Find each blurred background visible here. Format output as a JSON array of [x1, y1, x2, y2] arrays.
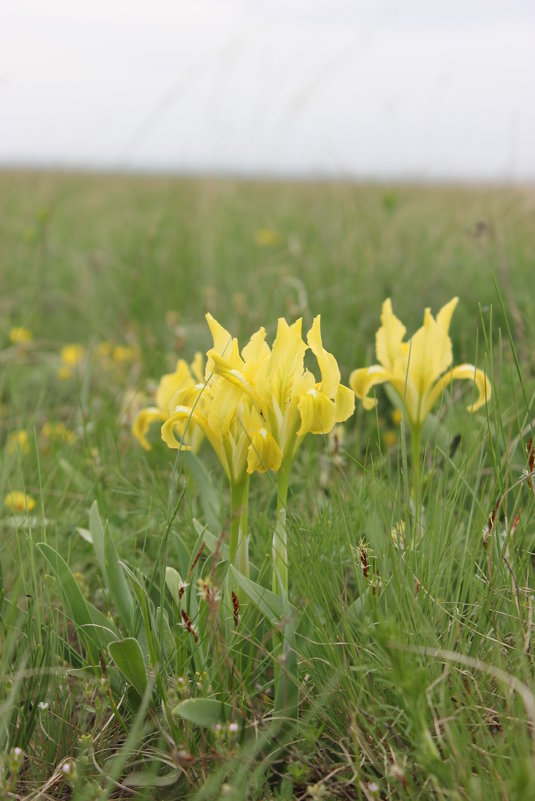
[[2, 0, 534, 182]]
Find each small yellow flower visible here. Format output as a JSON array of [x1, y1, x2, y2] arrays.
[[9, 327, 32, 345], [7, 430, 30, 455], [254, 228, 281, 247], [61, 344, 86, 366], [382, 430, 398, 448], [350, 298, 491, 429], [112, 345, 136, 364], [391, 409, 403, 425], [58, 344, 86, 379], [4, 491, 36, 513], [41, 422, 75, 445]]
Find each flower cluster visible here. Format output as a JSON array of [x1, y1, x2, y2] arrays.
[[135, 313, 355, 586], [133, 299, 490, 578], [160, 314, 355, 481]]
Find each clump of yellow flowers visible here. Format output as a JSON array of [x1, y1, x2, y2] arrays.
[[9, 327, 32, 345], [133, 298, 490, 578], [134, 313, 354, 592]]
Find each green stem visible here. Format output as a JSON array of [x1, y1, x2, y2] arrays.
[[273, 457, 291, 598], [272, 457, 299, 733], [410, 423, 423, 543], [229, 476, 250, 577]]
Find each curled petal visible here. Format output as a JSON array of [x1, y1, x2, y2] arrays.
[[350, 365, 392, 410], [161, 409, 195, 451], [334, 384, 355, 423], [206, 349, 263, 415], [423, 363, 491, 419], [205, 313, 241, 374], [297, 388, 337, 436], [132, 407, 165, 451], [162, 406, 229, 477], [306, 315, 340, 397], [247, 428, 283, 474]]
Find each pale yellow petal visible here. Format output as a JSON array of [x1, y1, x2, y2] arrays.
[[205, 313, 240, 365], [156, 360, 193, 413], [350, 365, 391, 410], [191, 352, 205, 383], [206, 348, 259, 409], [376, 299, 407, 370], [334, 384, 355, 423], [423, 364, 491, 418], [206, 377, 244, 432], [205, 313, 232, 353], [160, 408, 195, 451], [132, 407, 165, 451], [246, 427, 283, 474], [306, 315, 341, 398], [241, 327, 270, 366], [408, 308, 452, 398], [269, 318, 307, 409], [436, 297, 459, 333], [297, 388, 337, 436]]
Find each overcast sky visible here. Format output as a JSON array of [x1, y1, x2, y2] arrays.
[[1, 0, 534, 180]]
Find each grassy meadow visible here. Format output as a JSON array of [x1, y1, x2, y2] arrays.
[[1, 170, 535, 800]]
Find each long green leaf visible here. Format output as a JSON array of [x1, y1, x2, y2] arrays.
[[108, 637, 147, 698], [193, 519, 229, 560], [89, 501, 135, 632], [38, 543, 99, 663], [230, 566, 296, 626], [174, 698, 236, 728]]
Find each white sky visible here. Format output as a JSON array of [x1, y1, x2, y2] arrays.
[[1, 0, 534, 180]]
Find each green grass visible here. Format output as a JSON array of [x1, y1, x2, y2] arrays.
[[1, 169, 535, 800]]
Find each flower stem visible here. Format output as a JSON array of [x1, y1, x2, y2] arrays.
[[410, 423, 423, 543], [273, 457, 291, 597], [229, 476, 250, 577]]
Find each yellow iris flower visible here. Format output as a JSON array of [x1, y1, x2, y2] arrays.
[[132, 354, 205, 452], [205, 314, 355, 473], [350, 298, 490, 428], [161, 317, 280, 483]]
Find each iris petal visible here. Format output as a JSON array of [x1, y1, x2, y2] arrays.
[[247, 428, 283, 474], [297, 388, 336, 436], [376, 299, 407, 371], [350, 365, 392, 410], [334, 384, 355, 423], [423, 363, 491, 419], [132, 407, 165, 451], [306, 315, 340, 397]]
